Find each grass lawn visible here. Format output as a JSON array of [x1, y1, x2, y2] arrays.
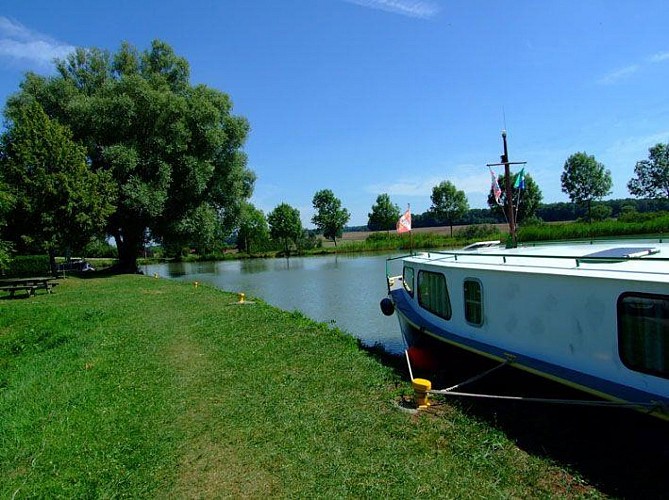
[[0, 275, 662, 497]]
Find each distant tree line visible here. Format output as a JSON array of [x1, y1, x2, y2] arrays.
[[359, 145, 669, 233], [431, 197, 669, 227], [345, 197, 669, 233]]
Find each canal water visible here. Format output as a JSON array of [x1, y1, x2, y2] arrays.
[[143, 253, 407, 353]]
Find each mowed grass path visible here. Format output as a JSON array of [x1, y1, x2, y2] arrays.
[[1, 275, 595, 498]]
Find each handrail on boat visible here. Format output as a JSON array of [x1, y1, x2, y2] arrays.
[[415, 249, 669, 265], [385, 253, 413, 281], [386, 245, 669, 273]]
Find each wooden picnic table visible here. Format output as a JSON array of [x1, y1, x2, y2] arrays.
[[0, 277, 60, 297]]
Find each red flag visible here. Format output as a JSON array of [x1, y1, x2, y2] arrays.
[[397, 208, 411, 234]]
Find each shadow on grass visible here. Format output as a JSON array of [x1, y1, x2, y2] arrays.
[[359, 339, 669, 498], [0, 293, 35, 300], [64, 265, 146, 279]]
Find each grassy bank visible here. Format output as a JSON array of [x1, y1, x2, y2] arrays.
[[0, 277, 663, 497]]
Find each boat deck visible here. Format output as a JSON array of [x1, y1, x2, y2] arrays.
[[398, 239, 669, 282]]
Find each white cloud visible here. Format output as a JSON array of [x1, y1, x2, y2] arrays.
[[649, 51, 669, 63], [0, 16, 74, 68], [604, 131, 669, 160], [342, 0, 440, 19], [597, 64, 640, 85], [598, 49, 669, 85], [367, 168, 489, 198], [0, 17, 32, 41]]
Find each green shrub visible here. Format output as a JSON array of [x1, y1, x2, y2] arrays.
[[456, 224, 501, 240], [591, 204, 613, 221], [298, 233, 321, 251], [84, 239, 118, 258], [520, 216, 545, 227], [1, 255, 50, 277], [517, 216, 669, 243], [618, 210, 668, 224]]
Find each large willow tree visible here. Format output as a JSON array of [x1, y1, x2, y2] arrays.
[[4, 40, 254, 272]]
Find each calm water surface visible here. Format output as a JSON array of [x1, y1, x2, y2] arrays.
[[143, 253, 407, 353]]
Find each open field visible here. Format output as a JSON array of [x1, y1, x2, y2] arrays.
[[316, 224, 511, 249], [337, 224, 510, 242]]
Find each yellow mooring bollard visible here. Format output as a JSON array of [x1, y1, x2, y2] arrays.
[[412, 378, 432, 409], [238, 292, 245, 304], [194, 281, 199, 288]]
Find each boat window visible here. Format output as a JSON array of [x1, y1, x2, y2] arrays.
[[618, 293, 669, 379], [403, 266, 414, 297], [464, 279, 483, 326], [418, 271, 451, 320]]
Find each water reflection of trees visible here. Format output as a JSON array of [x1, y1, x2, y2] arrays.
[[166, 261, 187, 277], [240, 259, 269, 274], [195, 261, 216, 274]]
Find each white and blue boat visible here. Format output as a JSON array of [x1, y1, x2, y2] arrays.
[[382, 239, 669, 418]]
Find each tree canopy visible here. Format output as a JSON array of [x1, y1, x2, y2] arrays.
[[0, 178, 14, 269], [627, 143, 669, 200], [3, 40, 254, 271], [267, 203, 303, 256], [561, 152, 612, 221], [311, 189, 350, 247], [0, 99, 116, 269], [487, 171, 543, 224], [236, 202, 270, 255], [367, 193, 400, 232], [430, 181, 469, 236]]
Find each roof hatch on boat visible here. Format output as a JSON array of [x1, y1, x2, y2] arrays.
[[582, 247, 660, 260], [462, 240, 501, 251]]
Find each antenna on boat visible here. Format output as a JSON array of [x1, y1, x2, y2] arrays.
[[487, 130, 526, 247]]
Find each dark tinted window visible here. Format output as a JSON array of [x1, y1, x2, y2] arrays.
[[418, 271, 451, 320], [464, 279, 483, 326], [618, 293, 669, 379]]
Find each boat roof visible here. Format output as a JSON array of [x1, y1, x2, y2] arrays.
[[400, 239, 669, 283]]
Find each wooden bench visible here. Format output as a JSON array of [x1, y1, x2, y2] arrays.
[[0, 285, 38, 297], [0, 277, 60, 297]]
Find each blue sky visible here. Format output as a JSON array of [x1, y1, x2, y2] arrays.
[[1, 1, 669, 227]]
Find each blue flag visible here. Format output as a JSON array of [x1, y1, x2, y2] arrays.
[[513, 168, 525, 190]]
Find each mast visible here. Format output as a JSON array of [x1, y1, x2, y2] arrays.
[[487, 130, 526, 247]]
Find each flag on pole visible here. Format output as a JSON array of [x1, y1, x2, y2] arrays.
[[513, 168, 525, 190], [489, 167, 502, 205], [397, 207, 411, 234]]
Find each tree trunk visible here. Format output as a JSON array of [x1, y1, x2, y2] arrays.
[[112, 227, 143, 274], [48, 248, 58, 276]]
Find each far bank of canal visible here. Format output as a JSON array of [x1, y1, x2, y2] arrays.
[[143, 253, 406, 353]]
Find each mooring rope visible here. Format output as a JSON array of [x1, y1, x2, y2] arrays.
[[432, 360, 511, 393], [410, 355, 663, 414], [404, 349, 415, 382], [426, 389, 661, 412]]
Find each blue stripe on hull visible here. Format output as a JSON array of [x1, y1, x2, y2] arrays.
[[390, 289, 669, 416]]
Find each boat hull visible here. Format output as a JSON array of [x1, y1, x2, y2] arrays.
[[389, 282, 669, 420]]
